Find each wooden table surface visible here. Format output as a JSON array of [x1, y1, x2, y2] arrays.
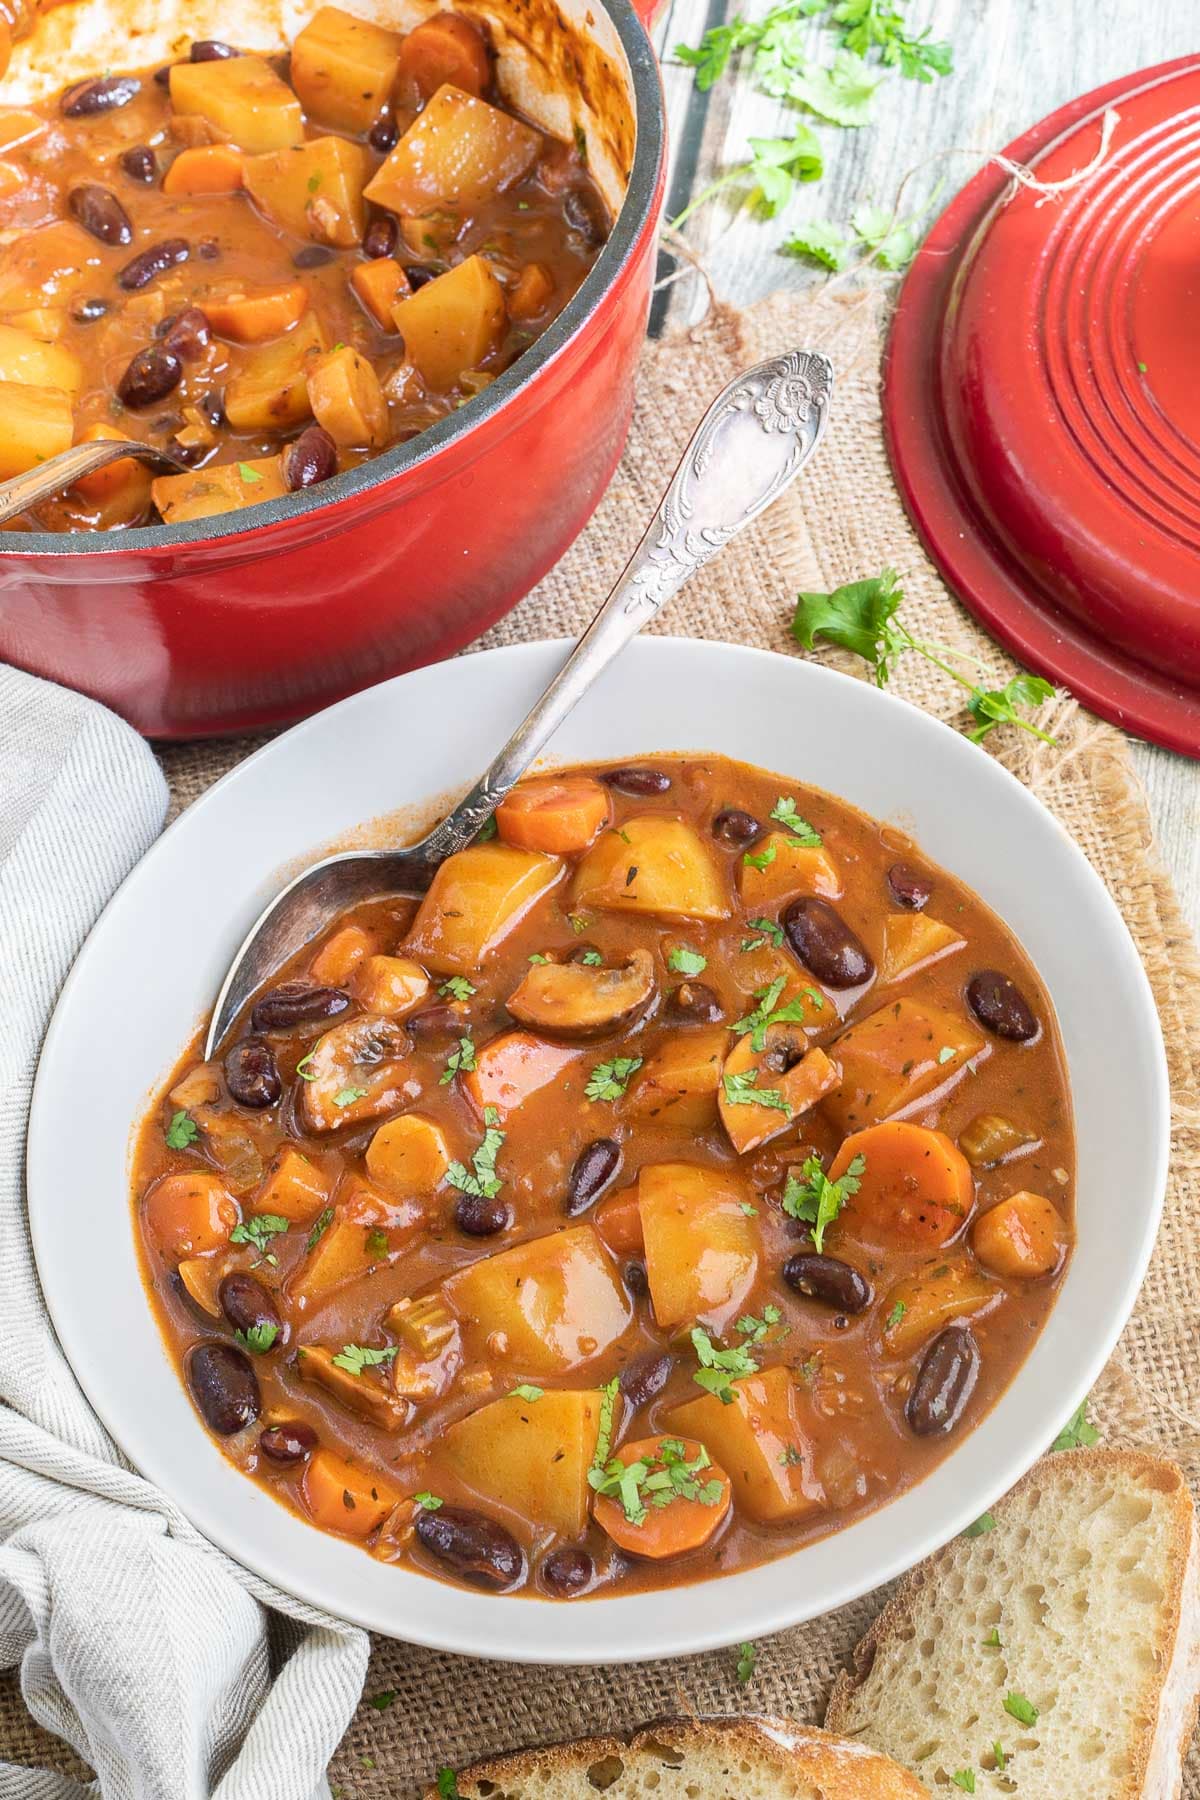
[[649, 0, 1200, 936]]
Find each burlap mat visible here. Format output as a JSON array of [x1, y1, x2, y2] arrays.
[[5, 291, 1198, 1794]]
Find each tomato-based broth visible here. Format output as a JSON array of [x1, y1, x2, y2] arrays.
[[0, 6, 609, 530], [132, 756, 1074, 1600]]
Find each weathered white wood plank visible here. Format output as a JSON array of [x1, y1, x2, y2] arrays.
[[652, 0, 1200, 934]]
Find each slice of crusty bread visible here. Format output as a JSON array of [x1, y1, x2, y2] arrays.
[[426, 1716, 930, 1799], [826, 1448, 1200, 1798]]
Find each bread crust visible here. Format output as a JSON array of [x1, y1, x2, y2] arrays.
[[426, 1713, 929, 1799], [826, 1448, 1199, 1800]]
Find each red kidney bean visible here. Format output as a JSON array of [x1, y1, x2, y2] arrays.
[[540, 1545, 593, 1596], [906, 1325, 980, 1437], [293, 244, 336, 268], [564, 1137, 620, 1216], [619, 1351, 673, 1411], [250, 982, 350, 1033], [363, 216, 399, 259], [415, 1505, 525, 1589], [68, 184, 133, 246], [600, 765, 671, 796], [121, 144, 158, 183], [966, 970, 1038, 1042], [61, 75, 140, 115], [117, 237, 190, 291], [224, 1037, 282, 1109], [783, 897, 874, 989], [368, 112, 399, 152], [199, 389, 225, 427], [283, 425, 338, 492], [259, 1420, 316, 1465], [190, 38, 238, 59], [455, 1191, 510, 1237], [887, 862, 932, 910], [187, 1343, 260, 1435], [405, 264, 440, 289], [782, 1253, 871, 1313], [405, 1003, 466, 1039], [161, 307, 211, 361], [117, 345, 183, 410], [218, 1272, 282, 1343], [711, 807, 761, 846], [666, 979, 723, 1025], [69, 295, 108, 323]]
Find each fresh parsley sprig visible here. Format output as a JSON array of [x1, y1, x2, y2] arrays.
[[445, 1107, 505, 1199], [691, 1325, 759, 1404], [781, 1152, 865, 1252], [722, 1068, 792, 1112], [731, 975, 823, 1052], [585, 1056, 642, 1102], [230, 1213, 290, 1265], [792, 569, 1057, 746], [672, 124, 823, 231], [331, 1343, 399, 1376]]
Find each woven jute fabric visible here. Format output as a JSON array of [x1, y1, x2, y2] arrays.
[[5, 290, 1198, 1795]]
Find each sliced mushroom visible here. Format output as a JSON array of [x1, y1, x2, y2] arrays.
[[297, 1014, 414, 1132], [295, 1343, 411, 1428], [505, 947, 656, 1039], [719, 1023, 841, 1156]]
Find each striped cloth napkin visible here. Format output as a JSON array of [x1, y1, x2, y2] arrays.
[[0, 668, 367, 1800]]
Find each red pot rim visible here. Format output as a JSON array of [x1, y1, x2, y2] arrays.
[[3, 0, 665, 562]]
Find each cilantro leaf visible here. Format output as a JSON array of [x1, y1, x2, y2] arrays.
[[736, 1641, 757, 1683], [237, 461, 263, 484], [787, 48, 884, 125], [305, 1206, 333, 1252], [831, 0, 953, 81], [722, 1068, 792, 1112], [963, 1511, 996, 1539], [992, 1741, 1007, 1770], [230, 1214, 291, 1258], [585, 1056, 642, 1102], [591, 1376, 620, 1478], [672, 122, 823, 229], [966, 673, 1057, 744], [440, 1034, 476, 1085], [165, 1109, 200, 1150], [366, 1691, 397, 1712], [235, 1321, 279, 1353], [438, 976, 475, 1001], [731, 975, 821, 1051], [691, 1325, 759, 1403], [445, 1107, 505, 1200], [331, 1343, 399, 1375], [1050, 1398, 1100, 1452], [769, 795, 821, 845], [333, 1085, 368, 1108], [851, 199, 920, 269], [1003, 1692, 1038, 1728], [781, 219, 853, 270], [742, 916, 785, 950], [885, 1299, 907, 1329], [781, 1152, 864, 1252], [579, 949, 604, 965], [511, 1384, 544, 1402], [735, 1304, 783, 1345], [668, 946, 708, 976], [743, 841, 777, 872], [589, 1435, 724, 1525], [436, 1769, 461, 1800], [413, 1491, 442, 1510]]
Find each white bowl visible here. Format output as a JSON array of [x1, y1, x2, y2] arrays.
[[27, 638, 1169, 1663]]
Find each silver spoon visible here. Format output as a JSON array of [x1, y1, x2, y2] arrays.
[[0, 438, 190, 525], [204, 347, 833, 1058]]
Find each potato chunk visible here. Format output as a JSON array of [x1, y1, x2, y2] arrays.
[[878, 912, 965, 985], [364, 1113, 450, 1195], [737, 833, 841, 908], [289, 1176, 422, 1307], [0, 322, 81, 394], [404, 841, 562, 974], [0, 380, 72, 477], [390, 255, 507, 391], [151, 456, 288, 525], [290, 5, 405, 134], [243, 137, 368, 246], [254, 1146, 330, 1224], [444, 1225, 631, 1375], [442, 1389, 605, 1537], [638, 1162, 758, 1332], [364, 84, 540, 214], [972, 1191, 1069, 1279], [719, 1028, 840, 1155], [169, 56, 305, 153], [880, 1258, 1000, 1357], [572, 816, 730, 922], [667, 1365, 824, 1524], [351, 954, 429, 1017], [70, 425, 153, 526], [626, 1027, 727, 1131], [224, 311, 327, 433], [301, 1448, 399, 1537], [823, 997, 987, 1136], [307, 345, 389, 449]]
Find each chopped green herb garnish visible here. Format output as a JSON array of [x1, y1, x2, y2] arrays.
[[305, 1206, 333, 1252], [1050, 1398, 1100, 1452], [589, 1435, 723, 1525], [885, 1299, 907, 1329], [937, 1045, 956, 1064], [735, 1304, 783, 1345], [413, 1491, 442, 1510], [668, 946, 708, 976], [781, 1153, 864, 1253], [438, 976, 476, 1001], [527, 952, 550, 965], [731, 974, 820, 1052], [591, 1375, 620, 1478], [237, 461, 263, 484], [722, 1068, 792, 1111], [963, 1511, 996, 1539], [691, 1325, 758, 1404], [474, 816, 498, 843], [741, 916, 784, 950], [743, 841, 777, 873], [585, 1056, 642, 1102], [511, 1384, 544, 1402], [294, 1051, 318, 1082], [1004, 1692, 1038, 1728], [332, 1085, 368, 1108], [365, 1228, 389, 1258], [445, 1106, 505, 1200], [579, 949, 604, 966], [165, 1109, 200, 1149], [440, 1035, 476, 1085], [235, 1321, 279, 1354], [230, 1213, 290, 1258], [436, 1768, 461, 1800], [779, 1443, 804, 1466], [769, 796, 821, 845], [331, 1343, 399, 1375], [992, 1741, 1007, 1770], [984, 1628, 1002, 1648], [736, 1641, 757, 1683]]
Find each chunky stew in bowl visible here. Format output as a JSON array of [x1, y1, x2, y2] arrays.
[[132, 755, 1073, 1599], [0, 4, 608, 529]]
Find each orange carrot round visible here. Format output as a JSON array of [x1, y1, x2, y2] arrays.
[[396, 13, 491, 99], [145, 1171, 238, 1259], [496, 775, 611, 856], [828, 1121, 974, 1246], [592, 1435, 731, 1559]]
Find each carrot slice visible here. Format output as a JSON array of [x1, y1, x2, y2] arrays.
[[351, 255, 410, 330], [828, 1120, 974, 1247], [396, 13, 491, 99], [592, 1435, 731, 1559], [972, 1190, 1069, 1278], [301, 1448, 399, 1537], [593, 1184, 644, 1256], [508, 261, 553, 322], [162, 143, 244, 196], [464, 1030, 578, 1114], [309, 922, 377, 985], [205, 282, 308, 343], [144, 1172, 239, 1259], [496, 776, 610, 856]]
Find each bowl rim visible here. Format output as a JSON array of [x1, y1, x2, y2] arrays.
[[1, 0, 665, 562], [26, 637, 1171, 1662]]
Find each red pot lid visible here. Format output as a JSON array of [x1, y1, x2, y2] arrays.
[[884, 55, 1200, 756]]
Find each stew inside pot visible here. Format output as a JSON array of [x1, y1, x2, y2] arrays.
[[0, 5, 610, 529], [132, 754, 1075, 1600]]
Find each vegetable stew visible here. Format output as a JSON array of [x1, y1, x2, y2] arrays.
[[0, 6, 609, 529], [132, 755, 1074, 1598]]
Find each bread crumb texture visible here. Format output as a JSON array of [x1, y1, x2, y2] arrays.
[[826, 1450, 1198, 1798]]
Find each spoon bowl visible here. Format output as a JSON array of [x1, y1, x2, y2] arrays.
[[0, 439, 190, 527]]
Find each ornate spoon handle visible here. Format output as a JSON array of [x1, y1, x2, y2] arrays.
[[415, 347, 834, 863]]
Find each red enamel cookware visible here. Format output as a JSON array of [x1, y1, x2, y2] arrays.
[[885, 57, 1200, 757], [0, 0, 665, 737]]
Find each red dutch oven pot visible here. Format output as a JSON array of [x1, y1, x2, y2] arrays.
[[0, 0, 665, 737]]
